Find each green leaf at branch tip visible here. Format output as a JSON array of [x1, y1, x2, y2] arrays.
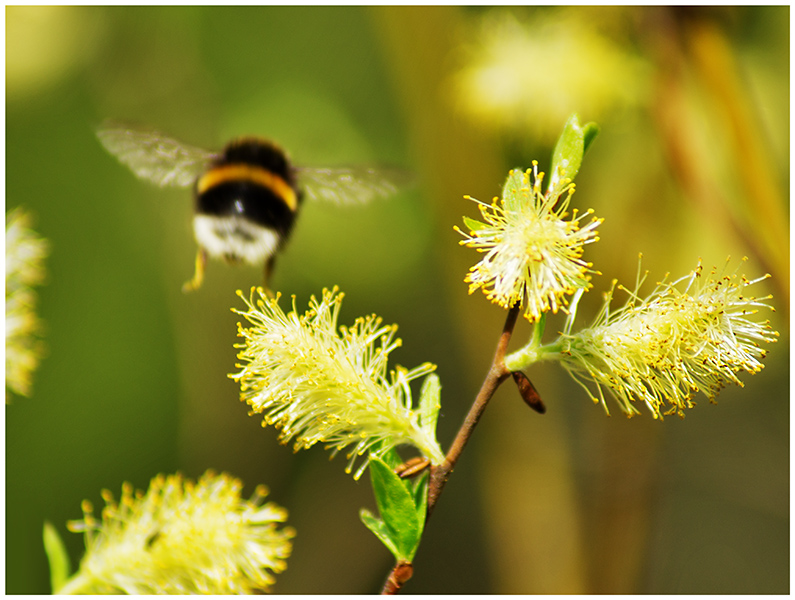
[[418, 372, 441, 440], [365, 456, 425, 562], [582, 122, 600, 156], [43, 521, 71, 593], [548, 114, 599, 196], [548, 114, 583, 194]]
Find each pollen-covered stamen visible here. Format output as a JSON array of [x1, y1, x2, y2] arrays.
[[230, 287, 446, 479], [458, 165, 601, 322], [554, 258, 778, 419], [60, 471, 294, 594]]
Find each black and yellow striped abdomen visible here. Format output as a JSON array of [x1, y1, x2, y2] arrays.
[[191, 138, 302, 269], [195, 138, 301, 234]]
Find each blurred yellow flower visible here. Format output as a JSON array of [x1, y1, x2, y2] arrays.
[[7, 6, 105, 99], [457, 165, 601, 322], [60, 471, 294, 594], [230, 287, 446, 479], [6, 207, 49, 401], [451, 9, 649, 141]]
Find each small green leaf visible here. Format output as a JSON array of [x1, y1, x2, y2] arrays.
[[411, 471, 429, 524], [549, 113, 589, 195], [582, 122, 600, 156], [359, 509, 400, 558], [462, 216, 487, 233], [379, 446, 403, 470], [501, 168, 527, 213], [368, 456, 424, 561], [43, 521, 71, 593], [418, 373, 441, 439]]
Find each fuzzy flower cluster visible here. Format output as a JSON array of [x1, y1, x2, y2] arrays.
[[451, 8, 649, 142], [59, 471, 294, 595], [551, 260, 778, 419], [6, 207, 49, 400], [457, 165, 601, 322], [230, 287, 446, 479]]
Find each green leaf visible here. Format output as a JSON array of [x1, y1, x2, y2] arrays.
[[367, 456, 424, 561], [379, 446, 403, 470], [43, 521, 71, 593], [411, 471, 429, 523], [501, 168, 527, 213], [582, 122, 600, 156], [359, 509, 400, 558], [417, 373, 441, 439], [548, 114, 598, 196], [462, 216, 486, 233]]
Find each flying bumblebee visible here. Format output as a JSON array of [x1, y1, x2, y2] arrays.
[[96, 122, 407, 292]]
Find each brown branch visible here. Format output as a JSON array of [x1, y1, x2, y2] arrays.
[[426, 303, 521, 517], [380, 560, 413, 595], [380, 304, 522, 594]]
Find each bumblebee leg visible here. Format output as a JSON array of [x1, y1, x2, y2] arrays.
[[262, 256, 276, 298], [182, 248, 208, 293]]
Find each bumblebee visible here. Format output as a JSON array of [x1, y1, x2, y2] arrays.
[[96, 122, 406, 291]]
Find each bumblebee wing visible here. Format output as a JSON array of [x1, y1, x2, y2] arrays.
[[96, 122, 219, 188], [295, 165, 411, 205]]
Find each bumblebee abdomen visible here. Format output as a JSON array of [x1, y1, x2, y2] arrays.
[[193, 139, 302, 266], [196, 177, 297, 234], [195, 138, 300, 229], [221, 137, 294, 181]]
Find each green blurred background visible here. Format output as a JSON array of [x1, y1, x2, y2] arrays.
[[6, 6, 788, 594]]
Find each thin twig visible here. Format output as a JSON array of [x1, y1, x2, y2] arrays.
[[380, 560, 413, 595], [380, 304, 522, 594], [427, 303, 521, 516]]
